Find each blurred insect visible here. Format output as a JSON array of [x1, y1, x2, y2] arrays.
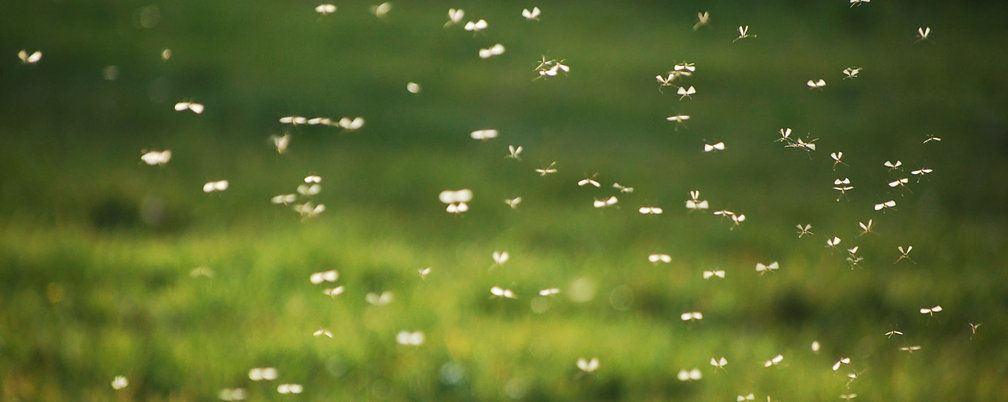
[[638, 206, 663, 215], [613, 182, 634, 193], [737, 394, 755, 401], [298, 180, 320, 196], [539, 288, 560, 296], [806, 79, 826, 90], [406, 82, 421, 93], [919, 305, 942, 316], [666, 114, 690, 128], [692, 11, 710, 30], [202, 180, 229, 193], [593, 196, 618, 208], [277, 384, 303, 394], [830, 152, 847, 169], [504, 197, 522, 209], [492, 250, 510, 266], [680, 311, 704, 321], [576, 357, 600, 373], [832, 357, 851, 371], [323, 287, 345, 297], [677, 85, 696, 100], [294, 202, 326, 218], [857, 219, 874, 236], [464, 19, 488, 32], [910, 167, 933, 182], [840, 394, 858, 400], [884, 160, 902, 171], [673, 62, 696, 77], [141, 149, 172, 166], [899, 345, 922, 353], [734, 25, 755, 42], [884, 329, 904, 338], [826, 236, 842, 248], [656, 73, 676, 91], [490, 286, 516, 299], [174, 100, 204, 114], [916, 26, 931, 42], [787, 136, 818, 151], [248, 367, 278, 381], [686, 190, 709, 211], [315, 4, 336, 15], [874, 200, 896, 212], [313, 328, 333, 338], [111, 376, 128, 390], [850, 0, 870, 6], [271, 133, 291, 154], [507, 145, 523, 160], [842, 67, 862, 79], [189, 266, 215, 278], [763, 354, 784, 367], [777, 128, 792, 143], [396, 330, 425, 346], [218, 388, 247, 401], [309, 270, 338, 284], [896, 245, 914, 263], [439, 189, 472, 214], [537, 59, 571, 78], [889, 177, 910, 188], [479, 44, 506, 59], [17, 49, 42, 64], [365, 291, 393, 306], [471, 129, 498, 140], [703, 270, 725, 279], [161, 48, 172, 61], [338, 116, 365, 131], [811, 341, 821, 353], [796, 224, 813, 238], [846, 246, 863, 267], [704, 142, 725, 152], [307, 117, 332, 126], [465, 130, 497, 143], [536, 161, 558, 176], [418, 267, 431, 279], [677, 368, 703, 381], [969, 322, 982, 336], [714, 209, 745, 226], [833, 178, 854, 200], [522, 7, 541, 21], [445, 9, 465, 27], [271, 194, 297, 205], [923, 134, 942, 144], [648, 254, 672, 264], [280, 116, 307, 125], [755, 261, 779, 275], [710, 357, 728, 369], [371, 2, 392, 18], [578, 174, 601, 188]]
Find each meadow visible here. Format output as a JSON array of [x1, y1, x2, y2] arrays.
[[1, 1, 1007, 400]]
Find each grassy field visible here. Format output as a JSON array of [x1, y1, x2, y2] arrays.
[[2, 1, 1008, 401]]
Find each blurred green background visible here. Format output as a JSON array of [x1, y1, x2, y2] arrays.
[[2, 0, 1008, 400]]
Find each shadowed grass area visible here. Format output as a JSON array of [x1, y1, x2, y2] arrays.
[[1, 0, 1007, 401]]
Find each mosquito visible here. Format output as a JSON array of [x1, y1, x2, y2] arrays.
[[896, 245, 914, 264], [796, 224, 813, 238], [857, 219, 874, 236], [734, 25, 756, 42], [831, 152, 847, 170], [692, 11, 710, 31]]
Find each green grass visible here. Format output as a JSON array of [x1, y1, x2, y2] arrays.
[[1, 1, 1008, 401]]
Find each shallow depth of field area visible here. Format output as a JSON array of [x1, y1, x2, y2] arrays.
[[2, 1, 1008, 401]]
